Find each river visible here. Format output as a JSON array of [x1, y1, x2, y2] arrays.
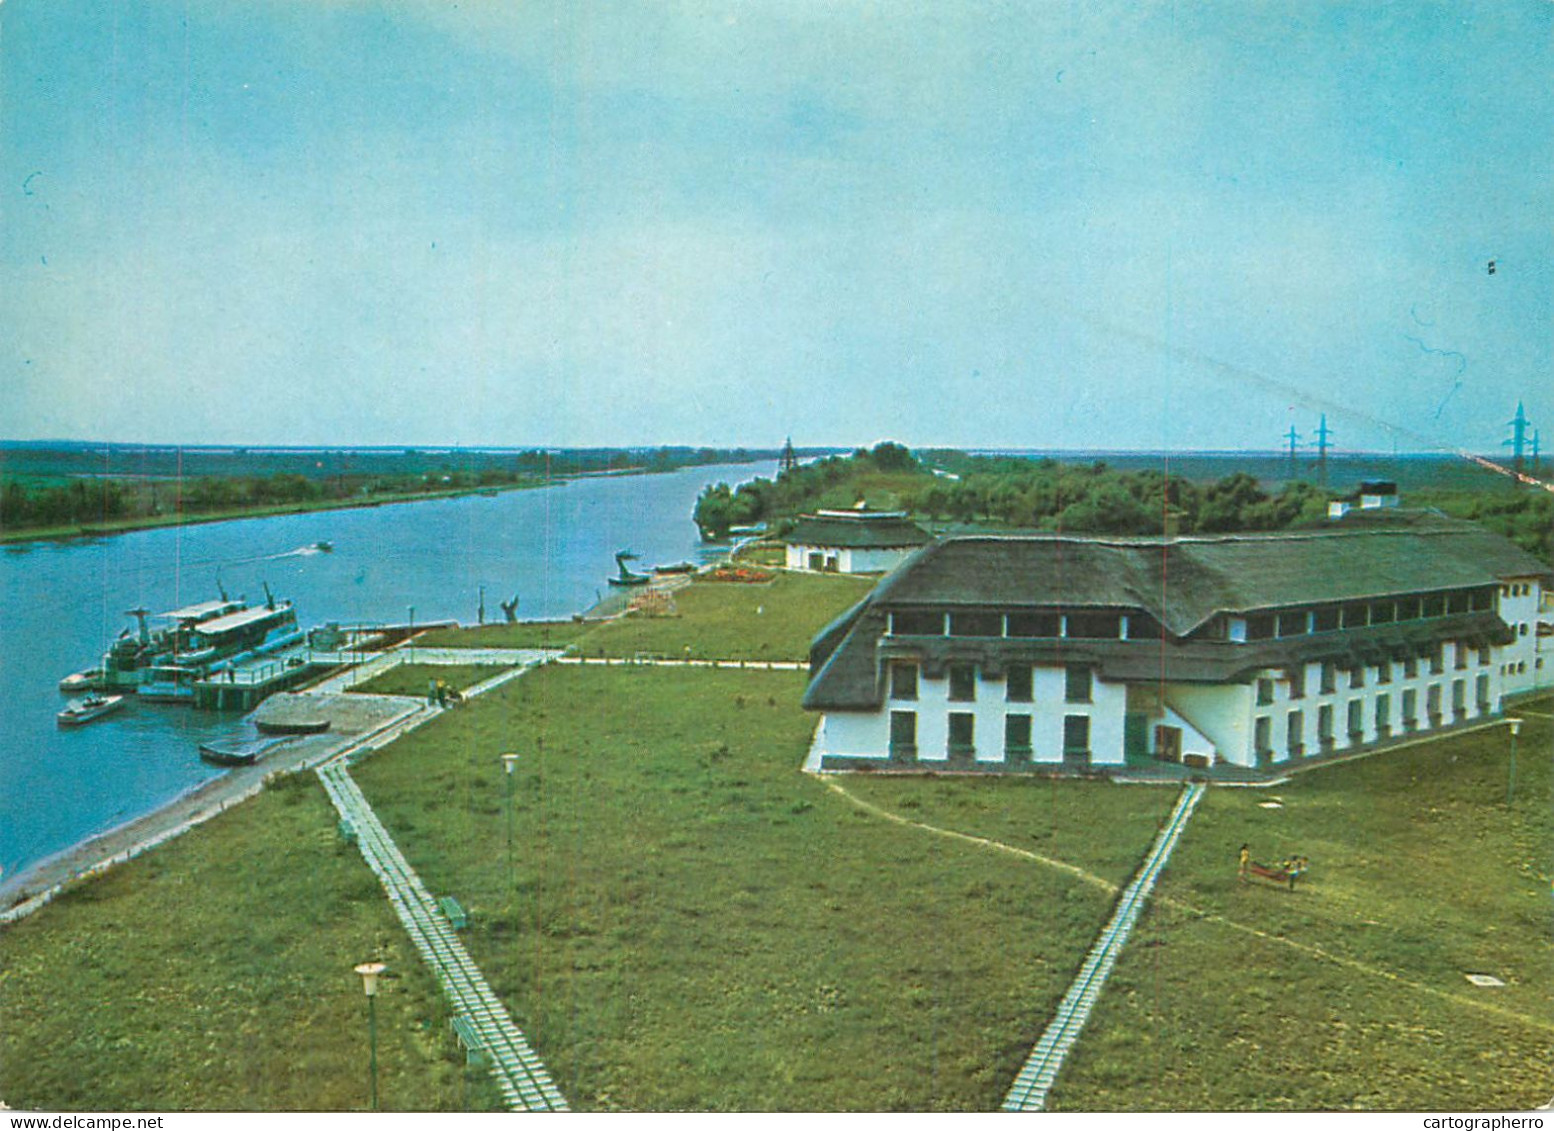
[[0, 461, 770, 882]]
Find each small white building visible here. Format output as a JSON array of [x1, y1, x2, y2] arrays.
[[783, 508, 931, 574], [803, 518, 1551, 774]]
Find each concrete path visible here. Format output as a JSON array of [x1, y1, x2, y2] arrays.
[[557, 655, 806, 671], [1002, 782, 1206, 1112], [318, 763, 567, 1112]]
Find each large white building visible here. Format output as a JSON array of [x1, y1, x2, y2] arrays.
[[803, 517, 1551, 774]]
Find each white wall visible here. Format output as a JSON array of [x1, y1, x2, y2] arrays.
[[1498, 579, 1543, 696]]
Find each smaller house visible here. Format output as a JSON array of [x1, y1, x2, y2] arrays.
[[784, 507, 932, 574]]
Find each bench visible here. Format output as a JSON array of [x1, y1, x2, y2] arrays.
[[450, 1015, 485, 1066], [438, 895, 469, 930]]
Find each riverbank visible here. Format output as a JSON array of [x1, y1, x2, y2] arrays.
[[0, 479, 555, 545]]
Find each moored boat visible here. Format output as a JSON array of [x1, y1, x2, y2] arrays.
[[59, 669, 105, 693], [57, 693, 126, 726], [607, 549, 652, 587], [197, 735, 293, 766]]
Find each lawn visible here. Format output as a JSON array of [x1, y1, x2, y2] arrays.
[[0, 773, 491, 1111], [352, 664, 1174, 1111], [1049, 705, 1554, 1111], [347, 662, 508, 699], [413, 621, 591, 650], [576, 571, 873, 662]]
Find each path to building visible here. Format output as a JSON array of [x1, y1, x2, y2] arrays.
[[317, 762, 567, 1112], [1002, 782, 1206, 1113]]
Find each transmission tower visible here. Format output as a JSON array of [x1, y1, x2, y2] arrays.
[[779, 436, 799, 475], [1284, 425, 1301, 464], [1503, 402, 1530, 481], [1314, 413, 1333, 489]]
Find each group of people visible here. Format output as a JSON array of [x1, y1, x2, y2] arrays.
[[1238, 844, 1309, 891], [427, 678, 463, 708]]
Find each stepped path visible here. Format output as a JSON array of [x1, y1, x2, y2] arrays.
[[1002, 782, 1206, 1112], [317, 761, 567, 1112]]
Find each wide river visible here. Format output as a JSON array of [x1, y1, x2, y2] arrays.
[[0, 461, 771, 882]]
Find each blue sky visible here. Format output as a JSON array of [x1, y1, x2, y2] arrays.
[[1, 1, 1549, 454]]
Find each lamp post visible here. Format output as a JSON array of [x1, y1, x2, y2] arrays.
[[502, 753, 520, 886], [1506, 717, 1522, 806], [354, 961, 387, 1111]]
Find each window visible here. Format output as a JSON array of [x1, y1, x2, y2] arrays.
[[1478, 646, 1492, 666], [1401, 688, 1418, 730], [1403, 655, 1418, 679], [949, 611, 1003, 637], [1254, 716, 1272, 757], [889, 662, 918, 701], [1320, 663, 1337, 694], [1421, 594, 1446, 618], [949, 664, 977, 702], [1066, 611, 1121, 639], [1342, 602, 1369, 629], [807, 551, 824, 571], [948, 712, 975, 755], [1277, 611, 1308, 637], [1376, 661, 1392, 685], [1124, 611, 1164, 640], [1452, 679, 1466, 717], [1312, 606, 1341, 633], [1007, 612, 1061, 638], [1005, 714, 1032, 756], [1005, 664, 1033, 703], [1470, 589, 1494, 612], [891, 610, 944, 636], [1245, 614, 1276, 641], [1454, 643, 1468, 671], [1318, 704, 1335, 746], [1256, 678, 1275, 706], [1062, 715, 1090, 756], [1475, 674, 1491, 711], [1349, 665, 1365, 690], [1287, 667, 1306, 700], [889, 710, 917, 754], [1287, 710, 1304, 756], [1065, 665, 1093, 703], [1375, 694, 1390, 735], [1370, 601, 1396, 624], [1396, 597, 1422, 621], [1447, 592, 1470, 615], [1429, 647, 1444, 676], [1347, 699, 1365, 738], [1426, 684, 1442, 723]]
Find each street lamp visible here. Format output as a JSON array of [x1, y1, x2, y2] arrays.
[[353, 961, 387, 1111], [1506, 717, 1523, 806], [501, 753, 520, 885]]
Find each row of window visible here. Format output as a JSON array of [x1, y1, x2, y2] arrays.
[[1501, 583, 1535, 598], [1237, 588, 1496, 641], [1253, 676, 1492, 757], [890, 661, 1093, 704], [888, 709, 1091, 758], [888, 609, 1160, 640], [1254, 643, 1493, 705]]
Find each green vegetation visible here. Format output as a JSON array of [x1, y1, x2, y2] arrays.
[[413, 621, 592, 650], [348, 662, 508, 698], [0, 773, 489, 1111], [693, 444, 1554, 563], [577, 571, 873, 661], [353, 665, 1177, 1110], [1051, 707, 1554, 1111]]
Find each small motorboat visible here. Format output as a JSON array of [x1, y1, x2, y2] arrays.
[[57, 693, 126, 727], [313, 541, 334, 553], [606, 549, 652, 587], [653, 562, 696, 575], [59, 669, 104, 693]]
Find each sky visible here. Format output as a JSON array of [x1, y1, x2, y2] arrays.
[[1, 1, 1549, 454]]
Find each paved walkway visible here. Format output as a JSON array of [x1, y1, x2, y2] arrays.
[[318, 763, 567, 1112], [1003, 782, 1206, 1112], [558, 655, 806, 671]]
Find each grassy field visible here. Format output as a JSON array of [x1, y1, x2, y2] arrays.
[[413, 622, 591, 650], [1050, 705, 1554, 1111], [352, 664, 1177, 1110], [347, 662, 507, 698], [0, 773, 491, 1111], [576, 571, 872, 661]]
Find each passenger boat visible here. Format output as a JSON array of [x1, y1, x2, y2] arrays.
[[57, 693, 126, 727], [59, 669, 105, 693]]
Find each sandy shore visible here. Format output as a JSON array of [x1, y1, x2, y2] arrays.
[[0, 692, 422, 920]]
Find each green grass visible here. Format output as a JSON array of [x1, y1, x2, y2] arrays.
[[577, 571, 872, 661], [1050, 706, 1554, 1111], [0, 773, 492, 1111], [347, 662, 507, 698], [352, 665, 1175, 1110], [413, 622, 591, 650]]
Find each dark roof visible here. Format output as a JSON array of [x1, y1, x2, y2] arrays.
[[801, 520, 1547, 712], [785, 513, 932, 550], [868, 523, 1548, 637]]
